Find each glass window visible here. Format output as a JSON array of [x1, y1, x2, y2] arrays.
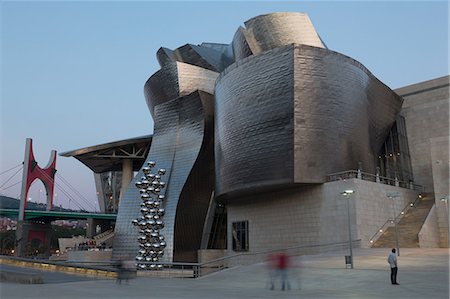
[[232, 221, 248, 251]]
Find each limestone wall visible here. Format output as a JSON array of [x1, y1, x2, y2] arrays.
[[396, 76, 449, 193], [418, 205, 440, 247], [226, 178, 419, 257]]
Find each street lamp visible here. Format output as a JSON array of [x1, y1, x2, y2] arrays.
[[440, 196, 449, 247], [440, 196, 449, 217], [341, 189, 354, 269], [387, 192, 400, 256]]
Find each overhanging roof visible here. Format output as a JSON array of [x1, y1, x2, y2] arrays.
[[60, 135, 152, 173]]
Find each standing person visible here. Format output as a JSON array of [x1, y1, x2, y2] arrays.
[[387, 248, 399, 285]]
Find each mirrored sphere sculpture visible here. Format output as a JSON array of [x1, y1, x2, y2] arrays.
[[131, 161, 167, 270]]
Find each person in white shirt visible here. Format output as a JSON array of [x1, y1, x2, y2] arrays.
[[387, 248, 399, 285]]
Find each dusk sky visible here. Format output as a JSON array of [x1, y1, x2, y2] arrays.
[[1, 1, 448, 211]]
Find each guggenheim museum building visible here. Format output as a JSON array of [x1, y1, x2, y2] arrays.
[[63, 12, 449, 265]]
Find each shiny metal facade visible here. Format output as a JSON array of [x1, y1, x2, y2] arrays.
[[114, 12, 403, 262], [215, 44, 403, 198], [144, 62, 218, 116], [113, 91, 214, 262]]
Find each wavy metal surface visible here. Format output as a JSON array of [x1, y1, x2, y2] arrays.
[[156, 44, 233, 73], [215, 44, 403, 199], [230, 12, 325, 62], [113, 91, 214, 262], [115, 12, 405, 261], [144, 61, 218, 116]]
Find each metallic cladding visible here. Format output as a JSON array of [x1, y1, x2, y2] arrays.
[[156, 44, 233, 73], [214, 44, 403, 198], [113, 90, 214, 262], [215, 45, 295, 197], [144, 62, 218, 116], [232, 12, 325, 60], [115, 12, 403, 261]]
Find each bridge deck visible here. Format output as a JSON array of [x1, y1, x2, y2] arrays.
[[0, 209, 117, 221]]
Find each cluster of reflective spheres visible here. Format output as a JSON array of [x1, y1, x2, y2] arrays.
[[131, 161, 167, 270]]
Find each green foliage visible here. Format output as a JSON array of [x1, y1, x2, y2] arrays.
[[0, 230, 16, 254]]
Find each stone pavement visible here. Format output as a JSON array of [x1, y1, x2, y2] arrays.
[[0, 248, 448, 299]]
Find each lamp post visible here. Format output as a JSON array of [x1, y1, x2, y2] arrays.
[[387, 192, 400, 256], [440, 196, 449, 217], [441, 196, 449, 247], [341, 189, 354, 269]]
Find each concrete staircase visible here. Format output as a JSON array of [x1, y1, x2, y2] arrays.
[[372, 196, 435, 248], [93, 229, 115, 245]]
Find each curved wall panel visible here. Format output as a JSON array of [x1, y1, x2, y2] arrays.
[[144, 62, 218, 116], [215, 44, 403, 199], [230, 12, 325, 62], [215, 45, 295, 197], [113, 90, 214, 262]]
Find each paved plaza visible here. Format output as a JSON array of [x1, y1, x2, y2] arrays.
[[0, 248, 448, 299]]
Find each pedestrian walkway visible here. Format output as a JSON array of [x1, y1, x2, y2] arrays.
[[1, 248, 448, 299]]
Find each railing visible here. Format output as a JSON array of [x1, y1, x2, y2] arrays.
[[193, 240, 362, 277], [93, 229, 114, 241], [368, 195, 423, 245], [326, 170, 425, 192], [1, 239, 363, 279]]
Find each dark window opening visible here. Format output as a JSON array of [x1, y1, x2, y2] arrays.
[[232, 221, 248, 251]]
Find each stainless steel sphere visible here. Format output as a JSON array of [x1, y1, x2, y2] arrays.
[[158, 169, 166, 175], [142, 166, 151, 174], [140, 180, 150, 189], [147, 161, 156, 168]]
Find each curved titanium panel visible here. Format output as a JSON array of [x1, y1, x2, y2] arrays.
[[113, 90, 214, 262], [231, 26, 255, 61], [144, 62, 218, 116], [215, 44, 403, 198], [156, 47, 176, 67], [156, 44, 233, 73], [215, 45, 295, 197], [230, 12, 325, 62]]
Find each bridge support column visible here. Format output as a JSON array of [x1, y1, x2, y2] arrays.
[[15, 221, 52, 258]]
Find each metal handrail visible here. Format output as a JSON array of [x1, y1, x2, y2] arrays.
[[326, 170, 425, 192], [1, 240, 362, 278], [368, 195, 422, 245]]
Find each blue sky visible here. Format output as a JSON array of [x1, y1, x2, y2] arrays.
[[1, 1, 448, 211]]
